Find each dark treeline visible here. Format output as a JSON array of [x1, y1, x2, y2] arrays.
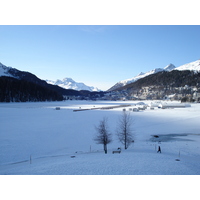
[[0, 76, 64, 102], [117, 70, 200, 91]]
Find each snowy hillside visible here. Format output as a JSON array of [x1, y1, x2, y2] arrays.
[[46, 77, 100, 92], [0, 62, 100, 92], [109, 59, 200, 91], [108, 64, 176, 91], [0, 62, 13, 77], [176, 59, 200, 71], [121, 68, 164, 85], [164, 63, 176, 71]]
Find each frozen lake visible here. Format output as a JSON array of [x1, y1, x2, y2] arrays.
[[0, 100, 200, 175]]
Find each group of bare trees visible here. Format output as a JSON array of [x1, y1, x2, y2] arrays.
[[94, 111, 134, 154]]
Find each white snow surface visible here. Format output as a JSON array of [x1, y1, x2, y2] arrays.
[[175, 59, 200, 71], [0, 100, 200, 175], [118, 68, 164, 86], [46, 77, 100, 91], [0, 62, 13, 78]]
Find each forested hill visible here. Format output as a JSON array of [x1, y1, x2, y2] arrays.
[[0, 63, 106, 102], [0, 76, 105, 102], [115, 70, 200, 91], [0, 76, 64, 102]]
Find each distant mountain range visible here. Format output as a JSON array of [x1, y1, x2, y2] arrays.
[[0, 62, 100, 92], [1, 59, 200, 102], [46, 78, 100, 92], [108, 60, 200, 91], [0, 62, 103, 102]]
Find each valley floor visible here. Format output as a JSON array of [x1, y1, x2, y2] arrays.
[[0, 100, 200, 175]]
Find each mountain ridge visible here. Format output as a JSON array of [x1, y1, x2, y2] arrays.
[[108, 63, 176, 91], [0, 62, 104, 102], [46, 77, 100, 92], [108, 60, 200, 91], [175, 59, 200, 71], [1, 59, 200, 102]]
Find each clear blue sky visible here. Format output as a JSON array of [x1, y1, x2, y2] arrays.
[[0, 25, 200, 90]]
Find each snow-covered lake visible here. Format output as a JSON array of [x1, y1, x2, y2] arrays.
[[1, 100, 200, 175]]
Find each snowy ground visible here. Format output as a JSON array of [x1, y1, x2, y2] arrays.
[[0, 100, 200, 175]]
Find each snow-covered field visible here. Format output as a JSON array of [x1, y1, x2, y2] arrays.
[[1, 100, 200, 175]]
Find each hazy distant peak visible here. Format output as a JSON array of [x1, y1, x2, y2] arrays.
[[46, 77, 100, 92]]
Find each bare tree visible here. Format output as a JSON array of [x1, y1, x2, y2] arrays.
[[117, 111, 134, 149], [94, 117, 112, 154]]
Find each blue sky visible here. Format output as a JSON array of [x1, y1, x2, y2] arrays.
[[0, 25, 200, 90]]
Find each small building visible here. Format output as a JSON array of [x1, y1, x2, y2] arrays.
[[159, 103, 191, 109]]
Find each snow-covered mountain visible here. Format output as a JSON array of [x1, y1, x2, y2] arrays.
[[0, 62, 100, 92], [46, 78, 100, 92], [109, 59, 200, 91], [108, 64, 176, 91], [175, 59, 200, 71], [164, 63, 177, 71], [0, 62, 14, 77]]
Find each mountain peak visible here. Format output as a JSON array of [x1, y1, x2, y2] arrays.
[[150, 68, 164, 73], [46, 77, 100, 92], [137, 72, 145, 76], [63, 77, 75, 82], [164, 64, 176, 71], [108, 63, 176, 91], [0, 62, 14, 77]]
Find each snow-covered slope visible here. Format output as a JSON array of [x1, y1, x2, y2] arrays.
[[120, 68, 164, 85], [0, 62, 100, 92], [0, 62, 14, 77], [108, 60, 200, 91], [176, 59, 200, 71], [164, 63, 176, 71], [108, 64, 176, 91], [46, 78, 100, 92]]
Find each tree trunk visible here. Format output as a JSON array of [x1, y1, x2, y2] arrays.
[[104, 144, 107, 154], [124, 125, 127, 149]]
